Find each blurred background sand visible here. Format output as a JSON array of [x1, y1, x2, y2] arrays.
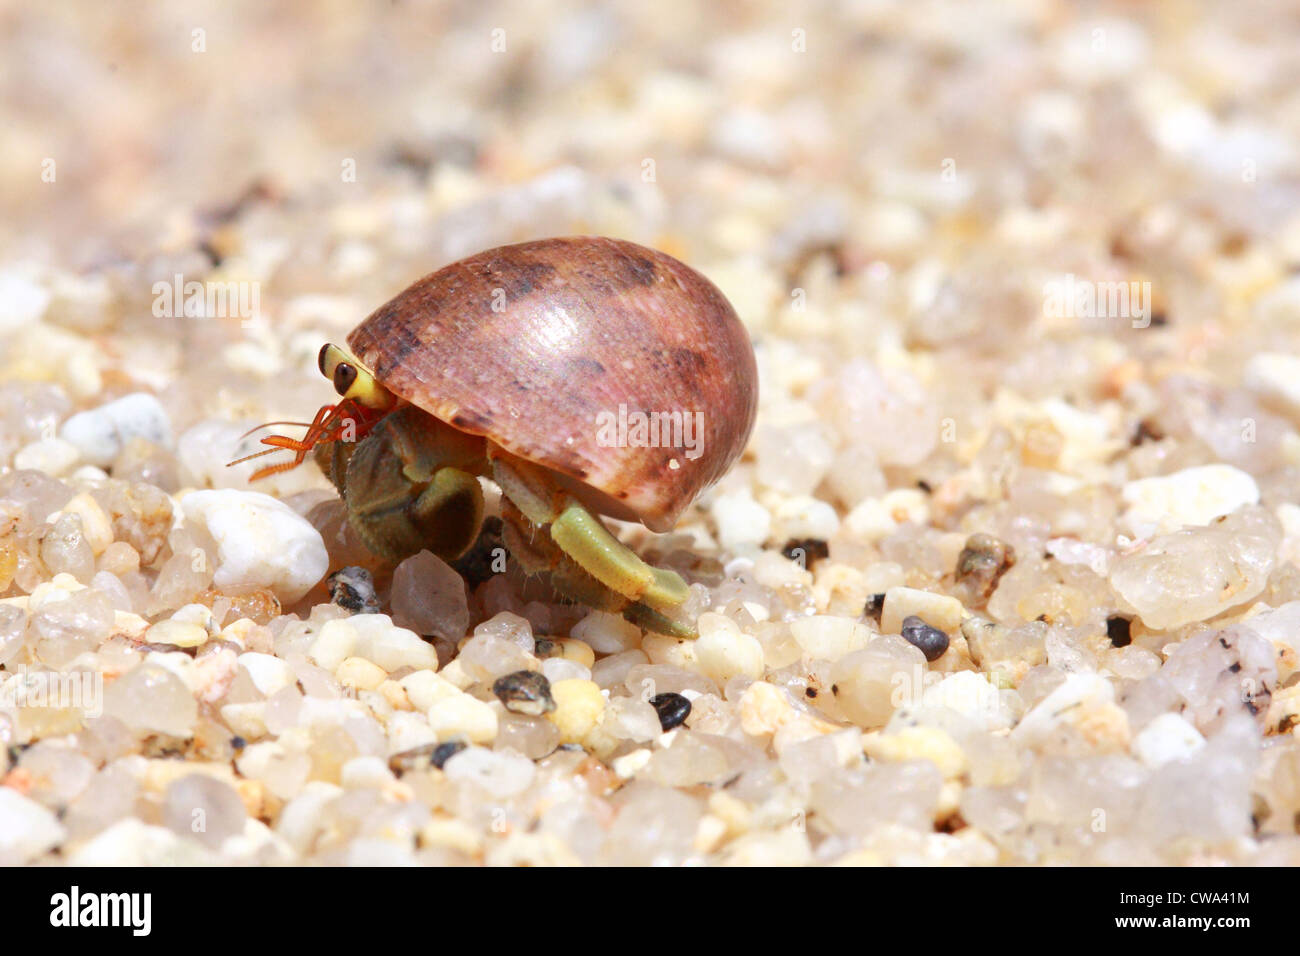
[[4, 0, 1300, 865]]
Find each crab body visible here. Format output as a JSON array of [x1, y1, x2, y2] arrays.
[[246, 237, 758, 637]]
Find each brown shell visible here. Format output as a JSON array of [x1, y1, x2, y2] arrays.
[[347, 236, 758, 532]]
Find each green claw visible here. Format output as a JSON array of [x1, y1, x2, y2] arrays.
[[550, 501, 689, 613], [622, 601, 698, 640]]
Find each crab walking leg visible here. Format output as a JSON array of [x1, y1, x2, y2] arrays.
[[491, 452, 691, 613], [500, 499, 697, 639], [621, 601, 697, 641], [502, 505, 623, 611], [549, 502, 690, 612], [489, 451, 562, 527]]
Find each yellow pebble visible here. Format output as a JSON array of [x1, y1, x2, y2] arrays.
[[336, 656, 387, 692], [696, 614, 765, 684], [419, 817, 483, 857], [707, 791, 752, 835], [693, 814, 729, 854], [862, 726, 968, 779], [738, 681, 796, 736], [217, 617, 259, 650], [377, 679, 413, 711], [547, 679, 605, 743], [98, 541, 140, 576], [641, 633, 697, 669], [59, 493, 113, 556], [553, 638, 595, 669], [145, 619, 209, 649]]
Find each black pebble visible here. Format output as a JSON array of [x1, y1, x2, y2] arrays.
[[1107, 615, 1132, 648], [781, 538, 829, 567], [229, 736, 247, 751], [430, 741, 467, 769], [649, 692, 692, 731], [900, 615, 949, 662], [492, 670, 556, 715]]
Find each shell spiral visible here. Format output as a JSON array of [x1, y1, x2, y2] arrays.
[[346, 236, 758, 532]]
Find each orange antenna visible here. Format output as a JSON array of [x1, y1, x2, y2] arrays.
[[227, 399, 383, 481], [226, 445, 287, 468], [236, 420, 314, 441]]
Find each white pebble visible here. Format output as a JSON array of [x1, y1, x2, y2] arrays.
[[541, 658, 591, 683], [710, 489, 771, 552], [1244, 352, 1300, 414], [178, 419, 328, 497], [771, 495, 841, 542], [399, 670, 460, 711], [754, 423, 834, 496], [845, 489, 929, 542], [427, 693, 498, 743], [275, 783, 343, 854], [442, 746, 536, 798], [1121, 464, 1259, 538], [1133, 713, 1206, 768], [571, 610, 642, 654], [0, 270, 50, 332], [309, 614, 438, 673], [236, 739, 311, 800], [789, 615, 871, 660], [0, 788, 65, 864], [221, 702, 269, 739], [695, 613, 765, 683], [1012, 673, 1115, 745], [752, 551, 813, 589], [916, 671, 1013, 732], [238, 652, 298, 697], [66, 818, 210, 866], [881, 586, 965, 637], [59, 392, 172, 467], [612, 748, 653, 779], [13, 437, 80, 476], [386, 711, 438, 754], [181, 489, 329, 604], [1110, 507, 1279, 630], [170, 603, 215, 630], [340, 756, 396, 790]]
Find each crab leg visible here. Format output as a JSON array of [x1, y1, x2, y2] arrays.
[[491, 451, 690, 615], [500, 498, 696, 639]]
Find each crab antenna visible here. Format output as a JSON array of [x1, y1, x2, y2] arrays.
[[236, 420, 314, 441], [226, 446, 287, 468]]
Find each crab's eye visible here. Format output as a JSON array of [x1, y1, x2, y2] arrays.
[[333, 362, 358, 396], [316, 343, 396, 411]]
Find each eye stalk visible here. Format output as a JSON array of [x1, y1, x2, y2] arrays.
[[317, 343, 397, 411]]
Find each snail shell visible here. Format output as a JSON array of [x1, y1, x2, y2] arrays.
[[347, 236, 757, 532]]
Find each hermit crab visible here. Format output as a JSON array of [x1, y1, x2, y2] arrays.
[[237, 236, 758, 637]]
